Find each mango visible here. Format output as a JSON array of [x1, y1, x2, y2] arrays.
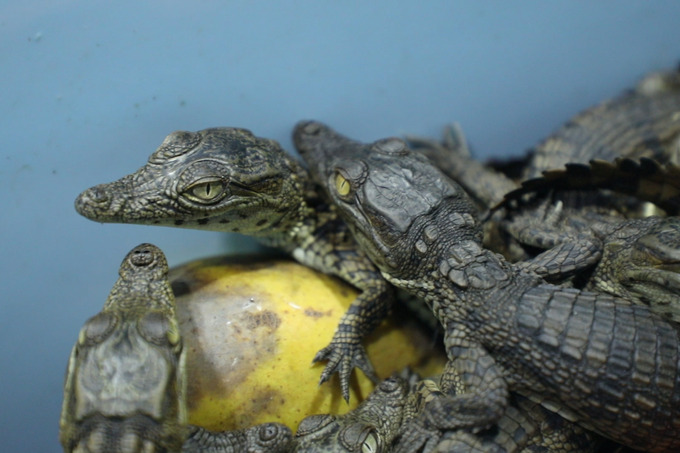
[[169, 255, 445, 431]]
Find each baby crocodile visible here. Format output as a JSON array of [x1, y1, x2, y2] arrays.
[[183, 424, 292, 453], [294, 121, 680, 452], [74, 128, 394, 401], [293, 369, 598, 453], [409, 66, 680, 210], [407, 70, 680, 321], [292, 375, 410, 453], [488, 158, 680, 323], [498, 157, 680, 217], [408, 67, 680, 265], [59, 243, 292, 453]]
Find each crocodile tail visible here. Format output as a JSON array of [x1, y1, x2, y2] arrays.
[[494, 157, 680, 216]]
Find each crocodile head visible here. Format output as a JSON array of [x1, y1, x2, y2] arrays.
[[292, 376, 409, 452], [294, 121, 481, 280], [185, 423, 293, 453], [75, 128, 310, 237], [230, 423, 293, 453], [60, 243, 187, 452]]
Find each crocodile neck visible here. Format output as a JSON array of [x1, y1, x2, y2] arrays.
[[381, 200, 535, 323], [254, 196, 317, 251]]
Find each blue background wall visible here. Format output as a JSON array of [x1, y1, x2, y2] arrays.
[[2, 1, 680, 451]]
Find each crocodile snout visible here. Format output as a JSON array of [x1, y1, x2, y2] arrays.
[[74, 184, 117, 220]]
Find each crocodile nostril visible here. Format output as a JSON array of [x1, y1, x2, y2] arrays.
[[76, 187, 110, 211], [301, 121, 322, 136], [129, 246, 155, 267], [87, 186, 110, 204]]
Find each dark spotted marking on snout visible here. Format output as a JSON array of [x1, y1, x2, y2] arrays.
[[219, 219, 231, 224], [197, 218, 209, 225], [256, 219, 268, 226], [174, 219, 184, 226]]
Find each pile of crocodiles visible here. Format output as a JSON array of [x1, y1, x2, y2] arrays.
[[63, 65, 680, 452]]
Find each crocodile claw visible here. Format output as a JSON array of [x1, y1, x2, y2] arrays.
[[313, 339, 380, 402], [393, 415, 442, 453]]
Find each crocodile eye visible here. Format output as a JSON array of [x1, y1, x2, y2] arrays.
[[138, 311, 181, 350], [377, 376, 403, 394], [339, 423, 382, 453], [361, 431, 381, 453], [79, 312, 118, 346], [183, 178, 228, 204], [334, 171, 352, 198], [259, 423, 280, 441]]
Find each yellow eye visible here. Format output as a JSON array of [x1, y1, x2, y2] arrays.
[[340, 423, 382, 453], [79, 312, 117, 346], [335, 172, 351, 197], [191, 181, 220, 200], [362, 432, 381, 453], [184, 178, 227, 203]]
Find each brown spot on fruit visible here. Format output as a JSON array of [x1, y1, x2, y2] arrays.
[[243, 310, 281, 331], [304, 308, 332, 318]]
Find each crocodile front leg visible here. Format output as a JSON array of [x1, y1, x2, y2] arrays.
[[396, 325, 509, 452], [504, 201, 604, 281], [429, 397, 600, 453], [512, 230, 603, 281], [295, 229, 393, 400], [311, 275, 393, 398], [395, 363, 598, 453], [591, 216, 680, 323]]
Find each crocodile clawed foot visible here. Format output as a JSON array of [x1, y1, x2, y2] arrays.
[[313, 340, 379, 402], [393, 412, 442, 453], [624, 268, 680, 322]]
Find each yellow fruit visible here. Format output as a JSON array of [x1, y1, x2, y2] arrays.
[[169, 255, 445, 431]]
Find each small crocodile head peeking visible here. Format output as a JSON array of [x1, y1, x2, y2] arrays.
[[294, 121, 481, 279], [60, 243, 187, 453], [75, 127, 309, 236], [292, 376, 410, 453]]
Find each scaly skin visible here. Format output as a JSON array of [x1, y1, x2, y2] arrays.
[[294, 121, 680, 452], [589, 216, 680, 323], [60, 243, 187, 452], [406, 68, 680, 321], [500, 202, 680, 324], [292, 375, 410, 453], [487, 158, 680, 323], [292, 368, 598, 453], [408, 67, 680, 209], [74, 127, 394, 401], [59, 243, 292, 453], [395, 367, 599, 453], [182, 424, 292, 453], [498, 157, 680, 217]]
